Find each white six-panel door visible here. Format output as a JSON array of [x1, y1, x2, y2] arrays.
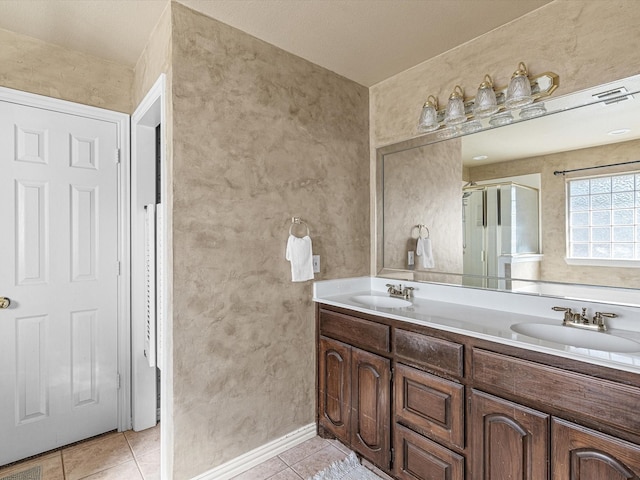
[[0, 100, 121, 465]]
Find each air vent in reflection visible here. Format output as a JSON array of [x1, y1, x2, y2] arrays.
[[593, 86, 633, 105]]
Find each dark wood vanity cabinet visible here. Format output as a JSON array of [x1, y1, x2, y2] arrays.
[[318, 320, 391, 469], [393, 337, 466, 480], [394, 364, 465, 480], [316, 304, 640, 480]]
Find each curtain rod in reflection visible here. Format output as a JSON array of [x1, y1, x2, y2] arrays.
[[553, 159, 640, 176]]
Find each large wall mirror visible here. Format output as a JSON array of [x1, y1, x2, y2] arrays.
[[376, 73, 640, 306]]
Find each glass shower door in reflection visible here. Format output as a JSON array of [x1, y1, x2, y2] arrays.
[[463, 182, 540, 288]]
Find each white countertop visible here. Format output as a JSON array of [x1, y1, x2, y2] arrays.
[[313, 277, 640, 375]]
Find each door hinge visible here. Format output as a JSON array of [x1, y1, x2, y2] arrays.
[[117, 261, 121, 276], [115, 148, 121, 164], [390, 447, 394, 469], [116, 373, 121, 390]]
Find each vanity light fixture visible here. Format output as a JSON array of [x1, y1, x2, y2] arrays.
[[415, 62, 559, 137]]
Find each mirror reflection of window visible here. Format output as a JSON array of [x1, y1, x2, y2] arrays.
[[567, 172, 640, 264]]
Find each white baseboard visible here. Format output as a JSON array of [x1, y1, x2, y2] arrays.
[[191, 423, 317, 480]]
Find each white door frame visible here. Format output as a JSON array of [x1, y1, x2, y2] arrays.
[[131, 74, 167, 430], [131, 74, 172, 480], [0, 86, 132, 433]]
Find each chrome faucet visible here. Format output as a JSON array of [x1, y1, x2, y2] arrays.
[[552, 306, 617, 332], [386, 283, 414, 299]]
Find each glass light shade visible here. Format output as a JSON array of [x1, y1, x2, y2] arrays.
[[473, 74, 499, 118], [489, 110, 514, 127], [437, 126, 459, 139], [444, 85, 467, 125], [505, 62, 533, 109], [461, 120, 482, 134], [519, 102, 547, 119], [417, 95, 439, 132]]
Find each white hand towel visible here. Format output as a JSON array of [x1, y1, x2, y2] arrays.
[[416, 237, 435, 269], [285, 234, 314, 282]]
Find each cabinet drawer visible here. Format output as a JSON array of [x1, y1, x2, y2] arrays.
[[394, 424, 464, 480], [472, 348, 640, 437], [395, 364, 464, 449], [319, 309, 390, 354], [395, 329, 463, 378]]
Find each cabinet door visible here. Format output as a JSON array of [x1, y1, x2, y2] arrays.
[[471, 390, 549, 480], [318, 337, 351, 442], [351, 347, 391, 469], [552, 418, 640, 480]]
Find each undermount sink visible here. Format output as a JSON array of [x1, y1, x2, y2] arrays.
[[510, 322, 640, 353], [351, 294, 412, 308]]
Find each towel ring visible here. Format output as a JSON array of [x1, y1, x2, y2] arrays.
[[413, 224, 430, 239], [289, 217, 310, 236]]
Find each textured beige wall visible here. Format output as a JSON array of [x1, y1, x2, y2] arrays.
[[469, 139, 640, 288], [0, 27, 132, 113], [133, 2, 172, 107], [383, 139, 462, 273], [371, 0, 640, 276], [371, 0, 640, 148], [170, 3, 369, 478]]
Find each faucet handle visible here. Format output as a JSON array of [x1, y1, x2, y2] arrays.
[[402, 286, 414, 297], [552, 306, 574, 323], [591, 312, 616, 331], [386, 283, 401, 294], [594, 311, 617, 324]]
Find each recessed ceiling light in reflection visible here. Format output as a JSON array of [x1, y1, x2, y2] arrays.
[[472, 155, 489, 161], [607, 128, 631, 136]]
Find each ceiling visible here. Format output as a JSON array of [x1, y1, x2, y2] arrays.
[[0, 0, 552, 86]]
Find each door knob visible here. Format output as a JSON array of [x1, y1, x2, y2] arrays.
[[0, 297, 10, 309]]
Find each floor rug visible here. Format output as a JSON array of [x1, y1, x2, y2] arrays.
[[0, 466, 41, 480], [309, 452, 385, 480]]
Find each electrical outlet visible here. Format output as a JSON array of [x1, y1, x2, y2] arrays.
[[407, 251, 415, 266], [312, 255, 320, 273]]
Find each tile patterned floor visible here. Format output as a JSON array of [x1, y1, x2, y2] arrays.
[[0, 431, 381, 480], [0, 425, 160, 480], [230, 437, 353, 480]]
